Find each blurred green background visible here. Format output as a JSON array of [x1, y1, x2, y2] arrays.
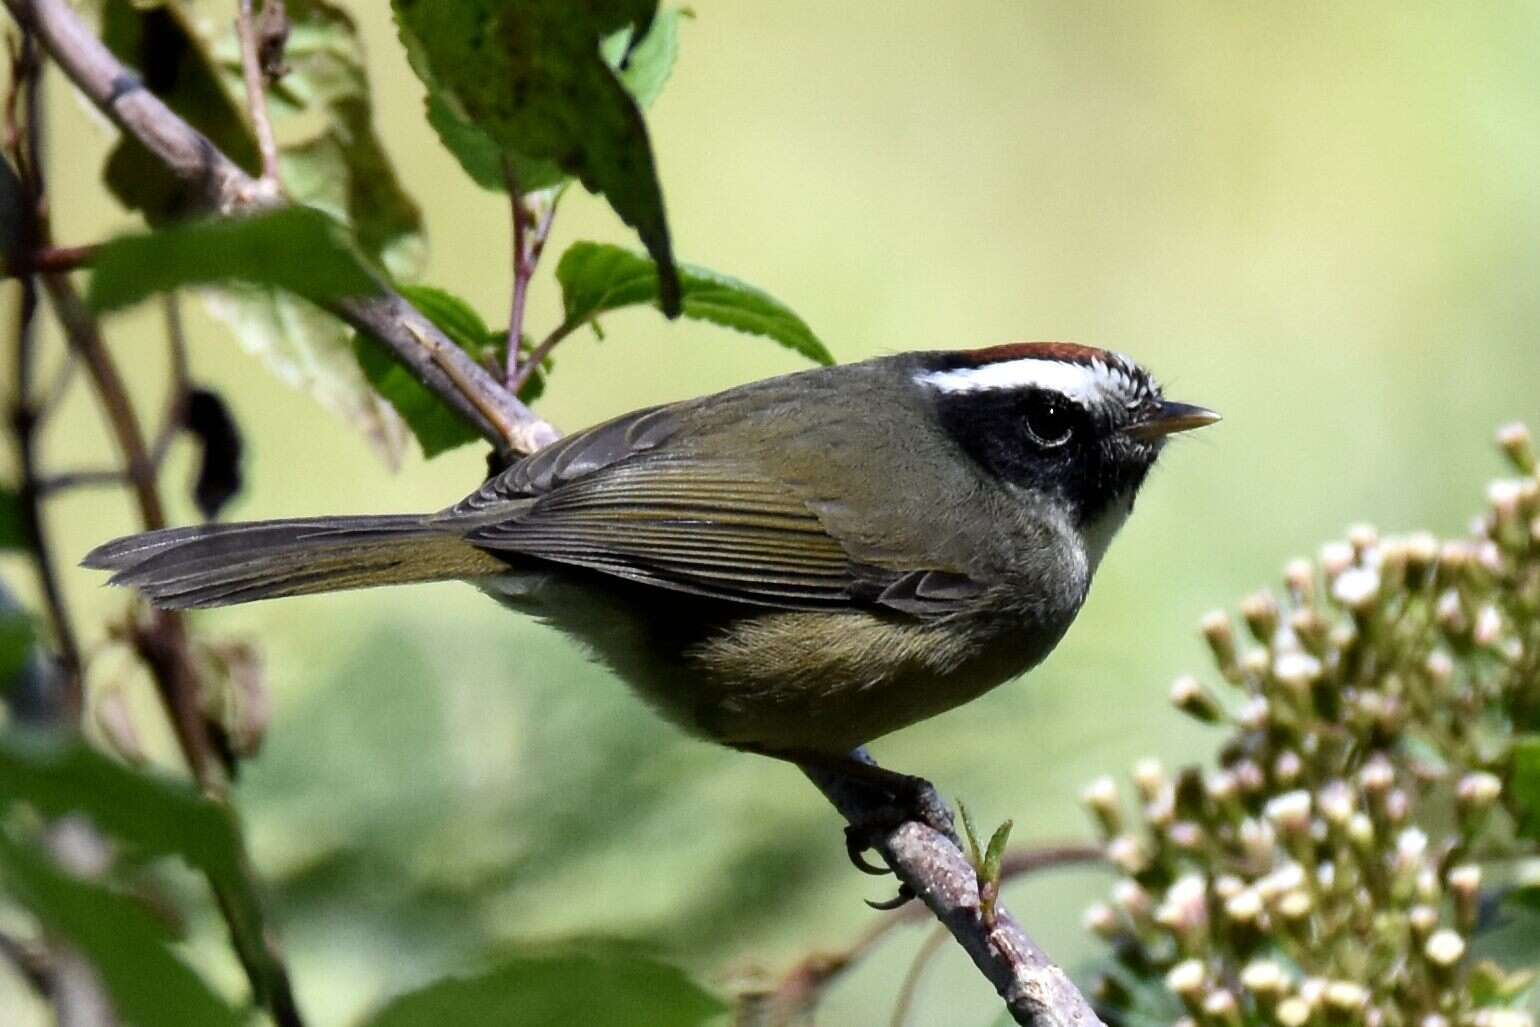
[[6, 2, 1540, 1024]]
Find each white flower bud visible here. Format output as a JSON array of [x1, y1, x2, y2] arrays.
[[1423, 929, 1465, 967], [1332, 565, 1381, 612], [1241, 959, 1289, 997], [1347, 523, 1379, 554], [1359, 755, 1394, 794], [1320, 541, 1355, 579], [1165, 958, 1207, 997], [1106, 835, 1151, 875], [1408, 904, 1438, 937], [1324, 981, 1370, 1012], [1170, 675, 1222, 722], [1132, 758, 1167, 801], [1224, 887, 1263, 923], [1265, 790, 1313, 835], [1276, 997, 1312, 1027], [1113, 878, 1153, 920], [1498, 422, 1536, 472], [1424, 649, 1454, 684], [1284, 558, 1315, 602], [1272, 652, 1323, 693], [1346, 813, 1374, 849], [1236, 697, 1270, 730], [1241, 591, 1280, 642], [1277, 890, 1313, 920], [1274, 750, 1304, 786], [1082, 901, 1120, 939], [1457, 771, 1502, 809], [1474, 603, 1504, 647], [1256, 862, 1305, 901]]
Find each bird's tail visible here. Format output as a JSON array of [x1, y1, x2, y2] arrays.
[[83, 515, 506, 610]]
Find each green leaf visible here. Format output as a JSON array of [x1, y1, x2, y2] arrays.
[[0, 611, 34, 690], [423, 7, 688, 195], [360, 946, 724, 1027], [1514, 734, 1540, 841], [0, 486, 22, 549], [0, 831, 242, 1027], [88, 207, 379, 313], [554, 242, 833, 365], [604, 7, 689, 112], [393, 0, 682, 314], [0, 732, 287, 1014], [355, 285, 545, 459]]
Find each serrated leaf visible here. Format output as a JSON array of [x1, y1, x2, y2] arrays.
[[356, 285, 544, 459], [0, 831, 243, 1027], [393, 0, 681, 314], [1515, 735, 1540, 841], [359, 946, 724, 1027], [424, 8, 687, 195], [0, 486, 22, 549], [88, 207, 379, 313], [554, 242, 833, 365]]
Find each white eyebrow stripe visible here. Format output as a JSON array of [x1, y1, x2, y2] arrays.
[[914, 357, 1114, 403]]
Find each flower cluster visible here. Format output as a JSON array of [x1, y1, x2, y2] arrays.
[[1082, 425, 1540, 1027]]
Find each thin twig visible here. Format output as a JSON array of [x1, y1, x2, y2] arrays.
[[5, 26, 83, 713], [889, 925, 949, 1027], [236, 0, 281, 186], [1, 242, 95, 277], [150, 293, 190, 464], [511, 315, 576, 396], [37, 470, 129, 494], [503, 167, 558, 388], [504, 160, 529, 382]]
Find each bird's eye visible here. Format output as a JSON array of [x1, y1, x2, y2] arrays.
[[1023, 392, 1075, 448]]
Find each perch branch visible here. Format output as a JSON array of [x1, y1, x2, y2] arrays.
[[805, 764, 1108, 1027], [5, 2, 1104, 1023], [745, 844, 1102, 1025]]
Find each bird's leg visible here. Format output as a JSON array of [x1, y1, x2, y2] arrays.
[[734, 744, 959, 897]]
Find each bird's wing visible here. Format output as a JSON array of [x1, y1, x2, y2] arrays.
[[437, 406, 986, 615]]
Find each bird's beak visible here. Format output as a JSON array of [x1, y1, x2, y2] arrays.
[[1126, 401, 1222, 440]]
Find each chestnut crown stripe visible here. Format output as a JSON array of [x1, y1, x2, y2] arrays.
[[914, 345, 1154, 409]]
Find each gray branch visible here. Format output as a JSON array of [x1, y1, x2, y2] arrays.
[[3, 1, 1105, 1023], [806, 766, 1105, 1027]]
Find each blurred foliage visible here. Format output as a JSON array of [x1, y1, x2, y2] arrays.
[[1078, 427, 1540, 1027]]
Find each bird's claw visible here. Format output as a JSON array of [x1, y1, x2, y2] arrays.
[[845, 825, 891, 876], [865, 882, 916, 911]]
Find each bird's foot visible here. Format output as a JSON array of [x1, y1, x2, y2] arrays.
[[744, 746, 957, 908]]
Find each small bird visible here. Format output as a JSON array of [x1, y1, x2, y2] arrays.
[[86, 343, 1215, 801]]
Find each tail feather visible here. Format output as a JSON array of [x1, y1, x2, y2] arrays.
[[84, 515, 506, 610]]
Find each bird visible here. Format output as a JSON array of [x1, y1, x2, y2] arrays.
[[85, 342, 1216, 850]]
